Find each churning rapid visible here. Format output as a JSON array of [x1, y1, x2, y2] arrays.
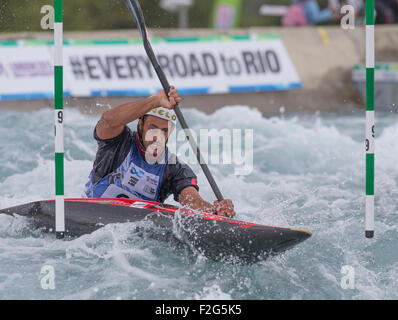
[[0, 105, 397, 299]]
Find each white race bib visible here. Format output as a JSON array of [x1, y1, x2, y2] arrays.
[[121, 162, 160, 200], [101, 184, 138, 199]]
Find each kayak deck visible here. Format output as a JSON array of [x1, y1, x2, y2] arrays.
[[0, 198, 312, 263]]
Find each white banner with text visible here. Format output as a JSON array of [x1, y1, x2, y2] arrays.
[[0, 35, 301, 101]]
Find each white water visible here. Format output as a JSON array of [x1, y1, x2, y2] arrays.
[[0, 106, 397, 299]]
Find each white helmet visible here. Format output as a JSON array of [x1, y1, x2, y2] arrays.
[[145, 107, 177, 126]]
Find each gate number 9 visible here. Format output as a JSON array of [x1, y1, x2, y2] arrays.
[[57, 111, 63, 124]]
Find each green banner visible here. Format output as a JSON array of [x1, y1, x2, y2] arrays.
[[210, 0, 242, 29]]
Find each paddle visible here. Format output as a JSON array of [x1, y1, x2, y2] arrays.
[[123, 0, 224, 201]]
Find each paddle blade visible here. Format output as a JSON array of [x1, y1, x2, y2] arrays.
[[123, 0, 148, 40]]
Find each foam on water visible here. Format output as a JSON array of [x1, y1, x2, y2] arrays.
[[0, 106, 397, 299]]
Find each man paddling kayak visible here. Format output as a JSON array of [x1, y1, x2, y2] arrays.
[[83, 86, 235, 218]]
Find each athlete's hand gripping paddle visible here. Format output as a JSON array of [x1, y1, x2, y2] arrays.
[[123, 0, 224, 202]]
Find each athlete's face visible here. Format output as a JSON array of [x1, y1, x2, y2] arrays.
[[140, 115, 175, 158]]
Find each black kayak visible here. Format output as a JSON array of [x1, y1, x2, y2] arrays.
[[0, 198, 312, 263]]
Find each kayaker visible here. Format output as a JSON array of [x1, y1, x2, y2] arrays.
[[83, 86, 235, 218]]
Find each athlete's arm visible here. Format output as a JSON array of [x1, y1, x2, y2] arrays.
[[179, 186, 235, 218], [96, 86, 181, 140]]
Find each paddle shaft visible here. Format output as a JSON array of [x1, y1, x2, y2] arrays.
[[124, 0, 224, 201]]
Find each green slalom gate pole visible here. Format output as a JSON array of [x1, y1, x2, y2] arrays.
[[365, 0, 375, 238], [54, 0, 65, 239]]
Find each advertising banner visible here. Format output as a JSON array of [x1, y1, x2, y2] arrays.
[[0, 42, 56, 100], [0, 35, 302, 101]]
